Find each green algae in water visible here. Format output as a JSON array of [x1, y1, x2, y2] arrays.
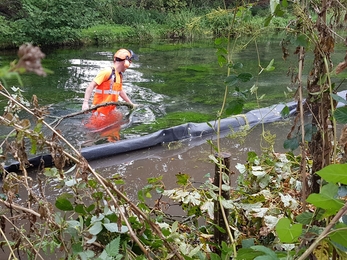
[[123, 111, 215, 135]]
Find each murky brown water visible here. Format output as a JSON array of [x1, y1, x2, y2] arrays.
[[91, 120, 292, 199]]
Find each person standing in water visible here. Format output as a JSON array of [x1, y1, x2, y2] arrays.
[[82, 48, 138, 141]]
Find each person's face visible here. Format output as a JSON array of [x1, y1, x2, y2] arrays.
[[116, 59, 131, 72]]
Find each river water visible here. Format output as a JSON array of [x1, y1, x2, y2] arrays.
[[0, 36, 347, 187], [1, 34, 347, 260]]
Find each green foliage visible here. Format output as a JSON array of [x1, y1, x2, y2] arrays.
[[11, 0, 100, 45], [316, 164, 347, 184], [0, 16, 15, 48], [276, 218, 302, 243], [80, 24, 138, 45], [284, 123, 317, 151], [0, 1, 288, 48], [2, 0, 347, 259]]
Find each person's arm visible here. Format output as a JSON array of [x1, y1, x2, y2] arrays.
[[119, 89, 135, 106], [82, 81, 98, 110]]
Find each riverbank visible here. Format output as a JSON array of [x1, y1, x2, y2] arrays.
[[0, 2, 280, 50]]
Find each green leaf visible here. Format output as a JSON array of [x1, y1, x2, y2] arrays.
[[334, 107, 347, 124], [89, 221, 103, 235], [264, 59, 275, 72], [72, 242, 83, 254], [210, 252, 221, 260], [295, 34, 309, 48], [105, 236, 121, 257], [86, 204, 95, 212], [103, 223, 119, 233], [176, 173, 189, 186], [252, 245, 279, 259], [242, 238, 255, 248], [237, 72, 253, 82], [296, 212, 314, 225], [329, 229, 347, 248], [306, 183, 344, 215], [225, 74, 239, 86], [304, 123, 317, 141], [331, 93, 347, 105], [280, 105, 290, 117], [232, 62, 243, 69], [43, 168, 59, 178], [30, 139, 37, 154], [78, 250, 95, 260], [225, 98, 244, 116], [281, 0, 288, 7], [75, 204, 86, 215], [317, 164, 347, 184], [264, 15, 273, 27], [55, 194, 73, 211], [236, 248, 264, 259], [283, 137, 299, 151], [275, 218, 302, 243], [273, 4, 284, 17]]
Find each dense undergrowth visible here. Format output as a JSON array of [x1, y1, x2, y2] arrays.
[[0, 0, 282, 49]]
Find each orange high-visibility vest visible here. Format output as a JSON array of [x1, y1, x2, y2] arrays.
[[92, 67, 122, 115]]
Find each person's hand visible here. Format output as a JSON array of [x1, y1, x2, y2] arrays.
[[82, 101, 89, 110], [131, 103, 140, 109]]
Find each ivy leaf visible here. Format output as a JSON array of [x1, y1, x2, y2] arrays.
[[317, 164, 347, 184], [200, 201, 214, 219], [275, 218, 302, 243], [283, 137, 299, 151]]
